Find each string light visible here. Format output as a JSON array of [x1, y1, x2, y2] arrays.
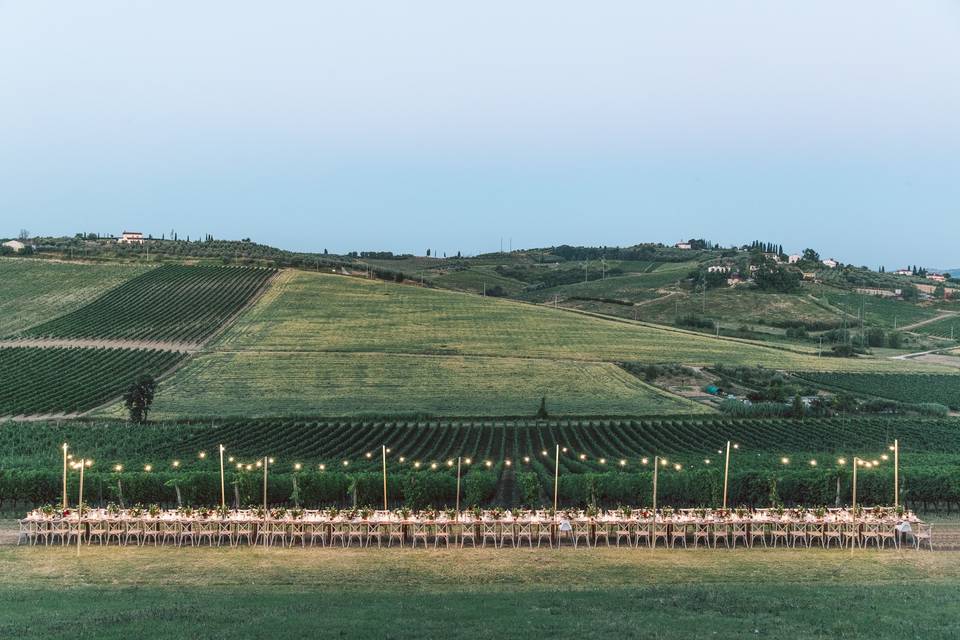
[[268, 458, 275, 464], [599, 458, 606, 465], [673, 463, 682, 471], [704, 459, 711, 465], [641, 458, 649, 465], [837, 458, 846, 465], [447, 460, 454, 467], [523, 456, 530, 463], [579, 454, 587, 460], [881, 454, 889, 461], [228, 456, 235, 463], [542, 450, 548, 456], [144, 464, 152, 472], [113, 464, 123, 472], [485, 460, 493, 467], [504, 460, 512, 467], [171, 460, 180, 468], [85, 460, 93, 467], [255, 460, 262, 468], [385, 448, 391, 453], [236, 463, 243, 470], [399, 456, 405, 463], [781, 457, 790, 465], [660, 458, 668, 467], [365, 452, 372, 459], [733, 444, 739, 450], [198, 452, 206, 459], [464, 458, 472, 465], [319, 464, 326, 471], [246, 464, 253, 471], [341, 460, 348, 467], [294, 463, 302, 471], [619, 459, 626, 466], [809, 460, 817, 466], [414, 461, 421, 468], [430, 462, 438, 470]]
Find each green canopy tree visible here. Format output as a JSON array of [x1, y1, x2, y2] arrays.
[[123, 374, 157, 423]]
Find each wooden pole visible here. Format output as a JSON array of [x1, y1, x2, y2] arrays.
[[894, 440, 899, 509], [77, 459, 85, 556], [722, 441, 731, 510], [263, 457, 268, 512], [219, 445, 226, 509], [62, 444, 68, 510], [652, 456, 659, 514], [455, 457, 462, 519], [553, 445, 560, 513], [382, 445, 388, 510], [852, 458, 858, 517]]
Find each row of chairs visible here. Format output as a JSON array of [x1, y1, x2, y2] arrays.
[[18, 519, 935, 550]]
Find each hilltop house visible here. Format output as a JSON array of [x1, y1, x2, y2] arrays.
[[787, 254, 802, 264], [675, 241, 692, 250], [821, 258, 839, 269], [117, 231, 145, 245], [928, 273, 946, 283], [2, 240, 26, 252], [893, 268, 912, 276], [707, 265, 730, 273]]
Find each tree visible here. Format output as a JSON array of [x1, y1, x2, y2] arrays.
[[536, 396, 549, 418], [801, 248, 820, 263], [426, 249, 431, 257], [18, 229, 29, 241], [123, 374, 157, 423]]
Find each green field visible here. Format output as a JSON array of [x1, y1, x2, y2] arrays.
[[24, 265, 276, 344], [0, 347, 184, 417], [1, 548, 957, 640], [103, 270, 947, 418], [794, 373, 960, 409], [634, 286, 837, 328], [908, 314, 960, 341], [143, 352, 708, 418], [0, 259, 150, 337], [815, 289, 946, 330]]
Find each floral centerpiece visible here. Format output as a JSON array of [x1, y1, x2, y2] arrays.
[[490, 507, 505, 521], [106, 502, 121, 516], [270, 506, 287, 520], [129, 504, 144, 518], [359, 507, 373, 520], [661, 506, 674, 518], [734, 507, 748, 519], [148, 504, 161, 517], [814, 506, 827, 519], [444, 507, 457, 521], [290, 507, 305, 520], [619, 505, 633, 519], [327, 506, 341, 519], [585, 505, 599, 519], [214, 504, 231, 519], [694, 507, 708, 519]]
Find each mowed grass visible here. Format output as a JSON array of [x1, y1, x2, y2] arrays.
[[0, 259, 150, 337], [1, 547, 958, 639], [145, 352, 710, 417]]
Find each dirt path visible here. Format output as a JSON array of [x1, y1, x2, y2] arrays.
[[899, 311, 959, 332], [0, 337, 199, 352]]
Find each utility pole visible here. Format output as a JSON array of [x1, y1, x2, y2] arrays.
[[584, 261, 588, 283]]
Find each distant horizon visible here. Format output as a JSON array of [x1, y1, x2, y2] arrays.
[[5, 228, 956, 274]]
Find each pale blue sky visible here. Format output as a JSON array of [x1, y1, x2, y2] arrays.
[[1, 2, 958, 267]]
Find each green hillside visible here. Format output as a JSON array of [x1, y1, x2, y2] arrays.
[[0, 258, 150, 337], [97, 270, 952, 419]]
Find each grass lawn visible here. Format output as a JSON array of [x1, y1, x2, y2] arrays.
[[0, 259, 150, 337], [1, 547, 957, 639]]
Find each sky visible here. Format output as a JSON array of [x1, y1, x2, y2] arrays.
[[1, 1, 958, 268]]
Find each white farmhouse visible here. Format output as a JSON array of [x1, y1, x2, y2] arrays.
[[117, 231, 145, 245], [2, 240, 26, 252], [788, 254, 802, 264], [821, 258, 839, 269]]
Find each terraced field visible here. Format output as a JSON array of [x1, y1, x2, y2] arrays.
[[0, 259, 150, 337], [0, 347, 184, 417], [795, 372, 960, 409], [116, 271, 951, 419], [23, 265, 276, 344]]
